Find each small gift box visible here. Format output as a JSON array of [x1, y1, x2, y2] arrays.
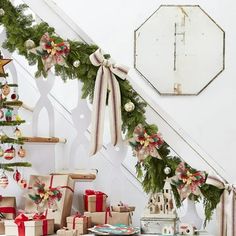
[[66, 214, 91, 235], [84, 209, 132, 226], [0, 196, 16, 219], [111, 202, 135, 212], [84, 190, 107, 212], [57, 228, 77, 236], [0, 220, 4, 235], [26, 175, 75, 230], [4, 214, 54, 236]]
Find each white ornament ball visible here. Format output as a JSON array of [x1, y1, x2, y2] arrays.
[[124, 101, 135, 112], [73, 60, 80, 68], [164, 166, 171, 175], [0, 173, 8, 188], [25, 39, 35, 49], [0, 9, 5, 16]]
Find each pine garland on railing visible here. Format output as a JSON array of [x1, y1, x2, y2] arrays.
[[0, 0, 223, 223]]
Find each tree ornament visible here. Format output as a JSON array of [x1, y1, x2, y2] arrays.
[[24, 39, 35, 49], [11, 89, 18, 100], [164, 166, 171, 175], [18, 146, 26, 158], [73, 60, 80, 68], [14, 127, 22, 138], [0, 8, 5, 16], [124, 101, 135, 112], [0, 146, 4, 157], [5, 109, 12, 122], [0, 57, 12, 75], [15, 114, 22, 121], [18, 178, 27, 189], [13, 169, 21, 182], [4, 145, 16, 160], [0, 109, 4, 119], [1, 83, 10, 96], [0, 172, 8, 188]]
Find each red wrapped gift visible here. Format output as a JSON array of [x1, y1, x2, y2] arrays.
[[0, 195, 16, 220], [84, 190, 107, 212]]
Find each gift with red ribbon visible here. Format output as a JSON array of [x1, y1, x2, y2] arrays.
[[4, 213, 54, 236], [25, 175, 75, 231], [84, 190, 107, 212], [66, 212, 91, 235], [0, 195, 16, 219]]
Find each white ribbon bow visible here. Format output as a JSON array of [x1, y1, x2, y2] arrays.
[[89, 49, 129, 155], [206, 173, 236, 236]]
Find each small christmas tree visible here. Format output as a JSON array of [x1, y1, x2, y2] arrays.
[[0, 50, 31, 189]]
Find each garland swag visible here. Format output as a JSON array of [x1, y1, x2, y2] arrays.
[[0, 0, 223, 224]]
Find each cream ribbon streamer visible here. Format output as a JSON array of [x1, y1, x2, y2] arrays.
[[206, 173, 236, 236], [89, 49, 129, 155]]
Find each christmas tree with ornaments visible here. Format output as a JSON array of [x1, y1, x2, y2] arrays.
[[0, 50, 31, 189]]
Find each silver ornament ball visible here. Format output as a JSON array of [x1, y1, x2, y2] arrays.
[[73, 60, 80, 68], [124, 101, 135, 112], [164, 166, 171, 175], [0, 9, 5, 16], [25, 39, 35, 49]]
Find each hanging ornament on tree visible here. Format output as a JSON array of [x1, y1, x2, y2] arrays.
[[14, 127, 22, 138], [0, 109, 4, 119], [124, 101, 135, 112], [1, 83, 11, 96], [0, 172, 8, 188], [13, 169, 21, 182], [0, 52, 12, 76], [11, 88, 18, 100], [0, 146, 4, 157], [29, 32, 70, 72], [0, 8, 5, 16], [18, 178, 27, 189], [73, 60, 80, 68], [18, 146, 26, 158], [4, 145, 15, 160], [5, 109, 12, 122], [164, 166, 172, 175], [24, 39, 35, 49]]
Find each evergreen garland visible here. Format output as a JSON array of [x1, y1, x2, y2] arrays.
[[0, 0, 224, 223]]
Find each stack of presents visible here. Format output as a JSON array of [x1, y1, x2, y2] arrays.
[[0, 174, 135, 236]]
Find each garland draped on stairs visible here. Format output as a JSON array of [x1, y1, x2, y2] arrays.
[[0, 0, 224, 224]]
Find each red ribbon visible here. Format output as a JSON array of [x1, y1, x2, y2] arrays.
[[0, 206, 16, 215], [105, 207, 112, 224], [14, 214, 29, 236], [84, 190, 107, 212]]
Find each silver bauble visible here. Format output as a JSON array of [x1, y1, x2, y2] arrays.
[[73, 60, 80, 68], [25, 39, 35, 49], [124, 101, 135, 112], [0, 9, 5, 16], [164, 166, 171, 175]]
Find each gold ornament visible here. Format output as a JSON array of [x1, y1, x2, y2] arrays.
[[18, 146, 26, 158], [14, 127, 22, 138], [0, 57, 12, 75], [25, 39, 35, 49], [73, 60, 80, 68], [1, 83, 10, 96], [0, 9, 5, 16], [124, 101, 135, 112]]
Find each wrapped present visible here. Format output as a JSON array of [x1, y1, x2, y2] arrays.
[[25, 175, 74, 230], [66, 213, 91, 235], [57, 228, 77, 236], [0, 220, 4, 235], [84, 208, 132, 226], [84, 190, 107, 212], [0, 195, 16, 219], [111, 202, 135, 212], [4, 214, 54, 236]]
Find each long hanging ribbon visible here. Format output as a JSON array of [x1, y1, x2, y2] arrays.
[[89, 49, 129, 155], [206, 173, 236, 236]]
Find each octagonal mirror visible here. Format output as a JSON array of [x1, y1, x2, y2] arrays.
[[134, 5, 225, 95]]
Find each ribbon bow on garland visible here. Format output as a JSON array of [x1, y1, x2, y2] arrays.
[[206, 174, 236, 236], [30, 32, 70, 72], [89, 48, 129, 155], [170, 162, 206, 201], [129, 124, 163, 162]]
